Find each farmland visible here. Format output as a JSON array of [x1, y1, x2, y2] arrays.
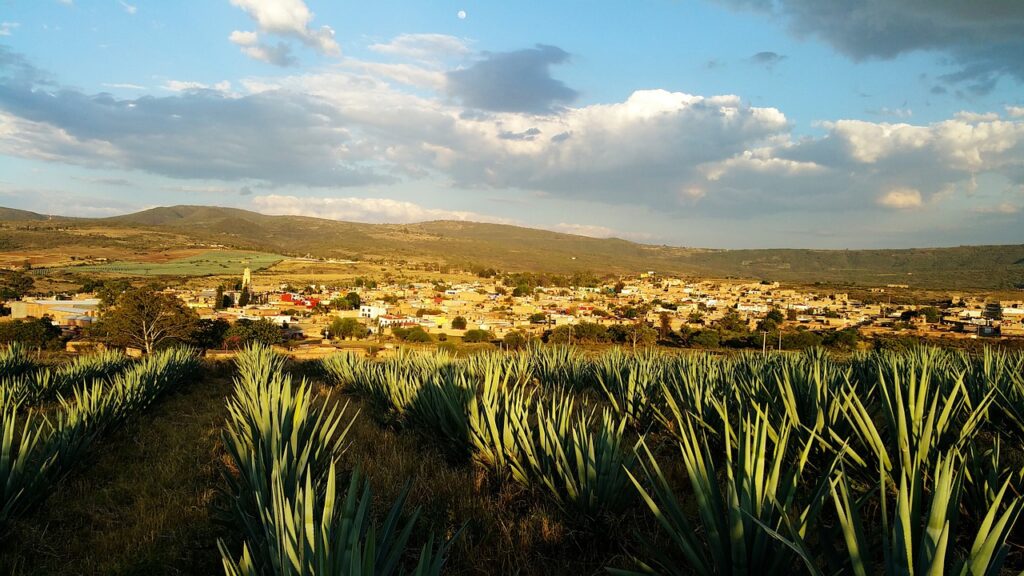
[[2, 341, 1023, 574], [53, 250, 285, 277]]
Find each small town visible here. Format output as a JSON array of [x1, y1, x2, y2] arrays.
[[6, 265, 1023, 356]]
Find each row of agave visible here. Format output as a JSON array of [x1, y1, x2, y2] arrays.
[[322, 349, 638, 519], [219, 344, 457, 576], [0, 349, 133, 405], [0, 346, 199, 532], [323, 345, 1024, 574]]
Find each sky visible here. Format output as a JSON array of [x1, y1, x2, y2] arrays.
[[0, 0, 1022, 249]]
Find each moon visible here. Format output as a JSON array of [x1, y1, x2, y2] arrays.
[[457, 10, 467, 19]]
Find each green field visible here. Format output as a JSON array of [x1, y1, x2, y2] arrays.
[[58, 250, 284, 277]]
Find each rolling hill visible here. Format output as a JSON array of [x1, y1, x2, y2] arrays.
[[2, 205, 1023, 290]]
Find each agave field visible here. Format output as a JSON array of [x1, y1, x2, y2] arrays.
[[316, 344, 1024, 575], [1, 341, 1023, 574]]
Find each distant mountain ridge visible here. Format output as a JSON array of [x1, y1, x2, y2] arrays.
[[2, 204, 1023, 290]]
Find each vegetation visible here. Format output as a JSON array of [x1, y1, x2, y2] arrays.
[[58, 250, 284, 277], [97, 286, 200, 353], [5, 205, 1023, 288]]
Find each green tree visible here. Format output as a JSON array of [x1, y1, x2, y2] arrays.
[[658, 311, 672, 338], [393, 326, 432, 343], [329, 317, 368, 340], [503, 330, 529, 350], [238, 287, 251, 307], [99, 287, 199, 354], [225, 318, 284, 347], [766, 307, 785, 324], [0, 270, 34, 299], [690, 330, 720, 349], [919, 306, 941, 323], [214, 285, 226, 310], [0, 318, 63, 351], [687, 310, 705, 324], [451, 316, 468, 330], [192, 318, 231, 349], [462, 329, 493, 343]]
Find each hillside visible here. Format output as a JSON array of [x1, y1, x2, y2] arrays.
[[1, 205, 1023, 290], [0, 207, 49, 221]]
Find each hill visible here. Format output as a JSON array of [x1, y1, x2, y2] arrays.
[[2, 204, 1023, 290], [0, 207, 49, 221]]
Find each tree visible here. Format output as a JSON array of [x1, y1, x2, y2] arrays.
[[690, 330, 720, 349], [238, 287, 251, 307], [0, 270, 34, 299], [451, 316, 468, 330], [214, 285, 224, 310], [823, 327, 859, 351], [0, 318, 62, 351], [658, 312, 672, 338], [192, 318, 231, 349], [393, 326, 432, 343], [613, 281, 626, 294], [766, 307, 785, 324], [528, 313, 548, 324], [462, 329, 493, 343], [687, 311, 704, 324], [503, 330, 529, 350], [99, 287, 199, 354], [225, 318, 284, 347], [919, 306, 941, 323], [330, 317, 368, 340]]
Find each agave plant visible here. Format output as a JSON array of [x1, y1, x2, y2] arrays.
[[620, 408, 826, 576], [0, 342, 35, 379], [774, 453, 1021, 576], [221, 466, 457, 576]]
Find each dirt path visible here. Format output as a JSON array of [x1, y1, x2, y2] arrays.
[[0, 369, 234, 576]]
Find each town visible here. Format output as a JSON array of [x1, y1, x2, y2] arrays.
[[5, 264, 1022, 356]]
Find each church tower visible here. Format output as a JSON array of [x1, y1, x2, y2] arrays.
[[242, 267, 252, 290]]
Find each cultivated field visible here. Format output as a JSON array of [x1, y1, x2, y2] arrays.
[[55, 249, 285, 277], [3, 342, 1024, 574]]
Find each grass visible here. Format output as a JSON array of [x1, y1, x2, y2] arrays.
[[0, 363, 233, 576], [54, 250, 284, 277]]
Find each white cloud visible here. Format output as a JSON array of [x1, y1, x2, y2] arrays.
[[229, 30, 295, 67], [1008, 106, 1024, 118], [102, 82, 146, 90], [251, 194, 512, 224], [369, 34, 470, 62], [877, 187, 923, 209], [229, 0, 339, 57], [548, 222, 618, 238], [118, 1, 137, 15], [973, 202, 1019, 214], [0, 22, 20, 36], [162, 80, 232, 92]]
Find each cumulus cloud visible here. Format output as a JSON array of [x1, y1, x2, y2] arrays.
[[3, 44, 1024, 235], [251, 194, 512, 224], [229, 0, 339, 64], [447, 45, 578, 114], [0, 53, 391, 187], [0, 22, 19, 36], [877, 187, 923, 209], [229, 30, 297, 67], [713, 0, 1024, 92]]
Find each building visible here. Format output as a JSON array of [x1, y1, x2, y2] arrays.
[[9, 298, 101, 326]]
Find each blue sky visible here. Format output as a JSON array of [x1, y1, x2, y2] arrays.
[[0, 0, 1022, 248]]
